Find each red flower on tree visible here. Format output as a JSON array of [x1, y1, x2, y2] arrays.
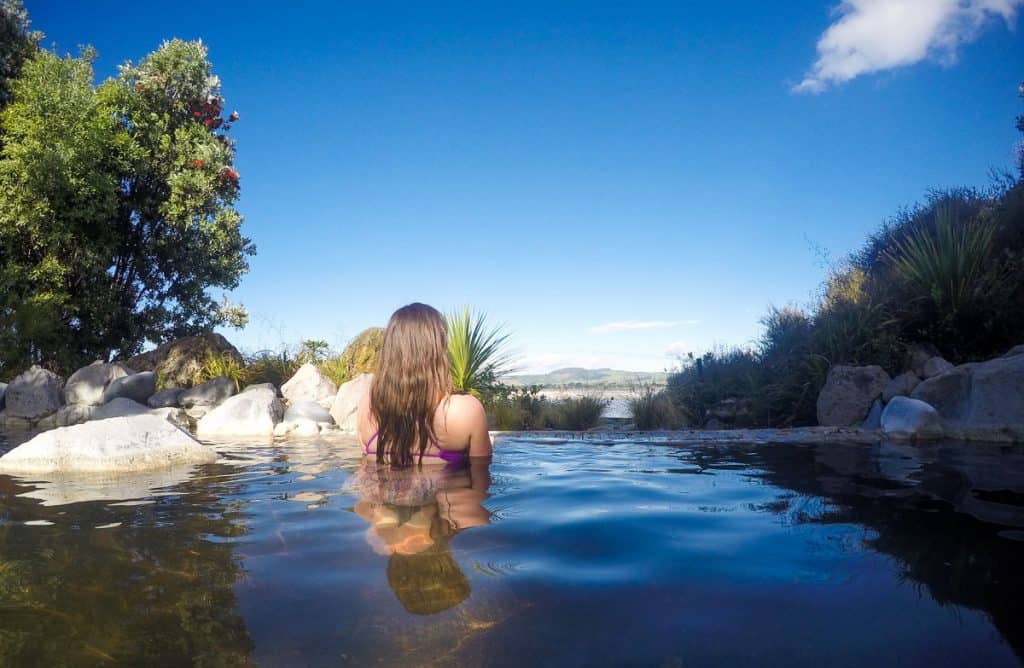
[[220, 167, 239, 183], [228, 111, 239, 122], [190, 159, 206, 168]]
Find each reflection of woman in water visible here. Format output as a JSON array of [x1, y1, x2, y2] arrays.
[[351, 454, 493, 614], [351, 302, 493, 614]]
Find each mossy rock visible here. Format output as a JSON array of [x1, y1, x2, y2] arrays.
[[122, 333, 243, 389], [340, 327, 384, 379]]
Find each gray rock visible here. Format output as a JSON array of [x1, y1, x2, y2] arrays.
[[180, 376, 236, 408], [5, 366, 64, 420], [904, 343, 941, 377], [284, 400, 333, 424], [92, 398, 151, 420], [882, 371, 921, 403], [963, 352, 1024, 429], [881, 396, 944, 440], [0, 414, 216, 473], [196, 387, 283, 439], [816, 365, 891, 427], [0, 382, 7, 409], [329, 373, 373, 432], [102, 371, 156, 404], [911, 367, 971, 422], [1003, 344, 1024, 358], [122, 333, 243, 389], [147, 388, 185, 408], [862, 399, 883, 430], [922, 356, 955, 378], [281, 363, 338, 406], [64, 361, 132, 406]]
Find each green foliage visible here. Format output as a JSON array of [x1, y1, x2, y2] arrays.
[[666, 347, 765, 426], [482, 383, 552, 430], [244, 349, 298, 388], [629, 384, 684, 429], [882, 203, 996, 314], [0, 38, 253, 375], [550, 395, 608, 430], [193, 350, 249, 390], [295, 339, 330, 365], [327, 327, 384, 385], [446, 308, 513, 396], [0, 0, 39, 109]]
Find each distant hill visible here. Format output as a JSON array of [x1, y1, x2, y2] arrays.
[[502, 367, 668, 390]]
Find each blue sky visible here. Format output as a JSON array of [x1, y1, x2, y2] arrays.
[[29, 1, 1023, 373]]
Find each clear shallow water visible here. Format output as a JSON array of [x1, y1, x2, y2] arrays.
[[0, 432, 1022, 667]]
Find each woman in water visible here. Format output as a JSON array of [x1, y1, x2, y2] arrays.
[[356, 302, 492, 465]]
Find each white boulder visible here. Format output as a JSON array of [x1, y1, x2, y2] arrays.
[[196, 386, 283, 439], [64, 361, 132, 406], [329, 373, 372, 432], [5, 365, 64, 420], [0, 414, 215, 473], [881, 396, 944, 440], [281, 363, 338, 406]]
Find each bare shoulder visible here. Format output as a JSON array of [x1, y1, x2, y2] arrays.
[[443, 393, 486, 421]]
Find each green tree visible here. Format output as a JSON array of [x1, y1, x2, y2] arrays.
[[0, 0, 39, 109], [0, 40, 254, 374]]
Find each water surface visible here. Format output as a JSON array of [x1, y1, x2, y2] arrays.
[[0, 431, 1022, 666]]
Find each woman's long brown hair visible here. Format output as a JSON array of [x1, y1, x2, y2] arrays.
[[370, 303, 453, 466]]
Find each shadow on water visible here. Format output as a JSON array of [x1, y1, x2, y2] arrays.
[[682, 439, 1024, 661], [0, 460, 255, 666]]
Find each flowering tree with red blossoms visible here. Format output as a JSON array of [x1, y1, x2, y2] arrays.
[[0, 39, 254, 372]]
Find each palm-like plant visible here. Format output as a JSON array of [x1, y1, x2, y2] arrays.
[[882, 204, 995, 314], [446, 307, 514, 395]]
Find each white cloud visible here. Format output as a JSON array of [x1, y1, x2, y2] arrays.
[[794, 0, 1021, 93], [590, 319, 699, 334], [664, 341, 690, 358]]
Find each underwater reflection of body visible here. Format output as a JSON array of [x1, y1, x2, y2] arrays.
[[350, 456, 492, 615]]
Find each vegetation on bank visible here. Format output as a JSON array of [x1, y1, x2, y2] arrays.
[[0, 2, 252, 378], [660, 85, 1024, 428]]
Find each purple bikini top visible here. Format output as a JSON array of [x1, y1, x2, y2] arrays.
[[363, 431, 466, 463]]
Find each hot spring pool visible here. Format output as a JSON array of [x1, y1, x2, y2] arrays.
[[0, 432, 1022, 666]]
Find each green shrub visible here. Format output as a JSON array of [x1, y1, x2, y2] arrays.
[[245, 349, 297, 388], [550, 394, 608, 430], [193, 350, 250, 390], [482, 383, 551, 430], [629, 384, 684, 429], [447, 308, 514, 396]]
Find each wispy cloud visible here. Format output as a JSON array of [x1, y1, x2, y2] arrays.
[[590, 319, 699, 334], [664, 341, 690, 357], [794, 0, 1021, 94]]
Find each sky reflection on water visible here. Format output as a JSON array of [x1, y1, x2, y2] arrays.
[[0, 432, 1022, 667]]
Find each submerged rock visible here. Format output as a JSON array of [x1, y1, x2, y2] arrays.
[[281, 363, 338, 406], [816, 365, 890, 427], [180, 376, 236, 408], [330, 373, 373, 432], [64, 361, 132, 406], [881, 396, 944, 440], [102, 371, 156, 404], [122, 333, 243, 389], [0, 415, 215, 473], [5, 366, 64, 420], [196, 386, 283, 439]]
